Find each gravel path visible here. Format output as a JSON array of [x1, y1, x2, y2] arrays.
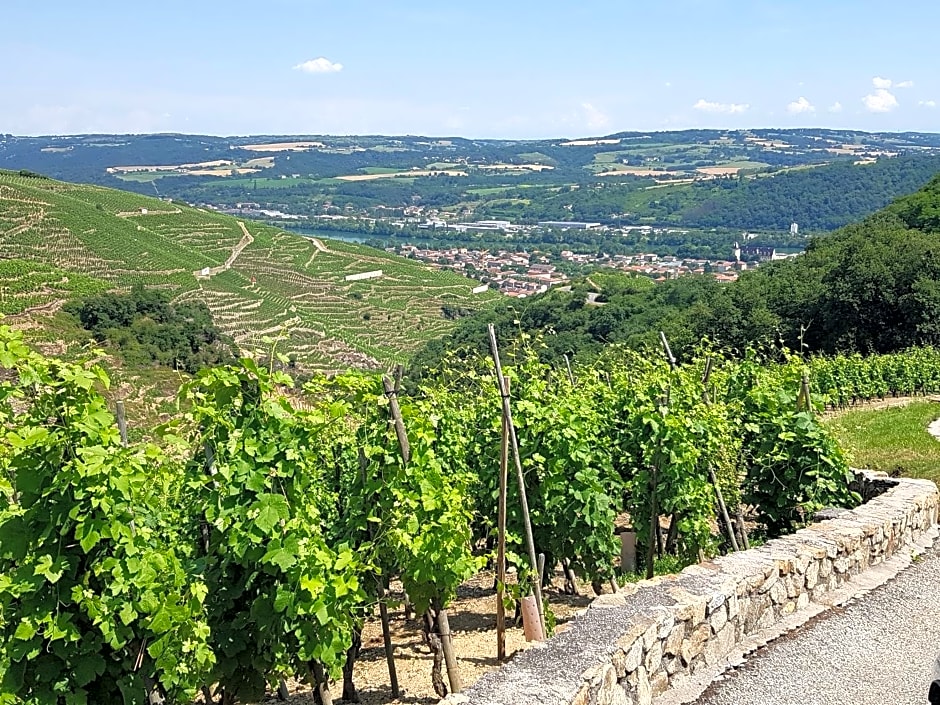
[[695, 538, 940, 705]]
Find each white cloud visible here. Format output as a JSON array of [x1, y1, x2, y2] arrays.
[[581, 102, 610, 130], [896, 80, 915, 88], [693, 99, 749, 114], [828, 101, 843, 113], [786, 96, 815, 114], [293, 57, 343, 74], [872, 76, 893, 89], [920, 100, 937, 108], [863, 88, 899, 112]]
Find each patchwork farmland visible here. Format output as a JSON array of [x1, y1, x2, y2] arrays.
[[0, 171, 497, 371]]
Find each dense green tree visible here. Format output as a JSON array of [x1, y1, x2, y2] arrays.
[[65, 285, 237, 372]]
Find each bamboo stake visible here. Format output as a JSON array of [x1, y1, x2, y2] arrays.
[[496, 382, 509, 661], [487, 324, 547, 638]]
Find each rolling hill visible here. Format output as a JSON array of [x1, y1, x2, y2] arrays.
[[0, 171, 497, 371], [5, 130, 940, 237]]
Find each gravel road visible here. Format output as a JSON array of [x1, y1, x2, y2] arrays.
[[695, 538, 940, 705]]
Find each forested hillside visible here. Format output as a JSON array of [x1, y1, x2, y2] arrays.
[[676, 155, 940, 231]]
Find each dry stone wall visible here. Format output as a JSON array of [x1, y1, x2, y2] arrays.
[[446, 470, 939, 705]]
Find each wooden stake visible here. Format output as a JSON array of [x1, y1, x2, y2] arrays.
[[800, 373, 813, 414], [701, 357, 714, 403], [436, 604, 462, 694], [736, 507, 751, 550], [561, 557, 580, 596], [376, 580, 399, 697], [699, 360, 742, 552], [365, 408, 401, 699], [487, 324, 547, 637], [620, 531, 637, 574], [382, 376, 410, 463], [116, 400, 128, 447], [563, 353, 576, 386], [565, 350, 617, 588], [709, 467, 740, 552], [496, 385, 509, 661], [393, 363, 404, 393], [659, 330, 677, 369], [383, 376, 460, 693], [665, 513, 679, 554], [646, 465, 658, 579]]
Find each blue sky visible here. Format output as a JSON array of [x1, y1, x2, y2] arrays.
[[4, 0, 938, 138]]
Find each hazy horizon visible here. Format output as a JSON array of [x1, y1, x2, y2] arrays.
[[7, 126, 940, 142]]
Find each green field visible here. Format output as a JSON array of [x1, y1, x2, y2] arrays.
[[0, 172, 498, 372], [115, 172, 180, 183], [824, 401, 940, 484]]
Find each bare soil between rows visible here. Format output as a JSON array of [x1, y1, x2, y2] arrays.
[[253, 569, 596, 704]]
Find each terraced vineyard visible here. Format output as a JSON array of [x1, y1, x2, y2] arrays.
[[0, 172, 497, 370]]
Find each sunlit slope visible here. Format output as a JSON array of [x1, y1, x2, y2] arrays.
[[0, 172, 496, 370]]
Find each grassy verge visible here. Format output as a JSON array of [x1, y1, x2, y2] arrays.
[[824, 400, 940, 484]]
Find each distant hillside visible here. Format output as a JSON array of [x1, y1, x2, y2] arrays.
[[411, 172, 940, 371], [4, 130, 940, 240], [0, 171, 496, 371], [676, 155, 940, 231]]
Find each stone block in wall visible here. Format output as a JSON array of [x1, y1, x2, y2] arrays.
[[667, 588, 707, 625], [633, 665, 651, 705], [709, 603, 728, 633], [644, 640, 663, 674], [650, 671, 669, 699], [805, 559, 821, 589], [621, 635, 644, 673], [663, 623, 684, 656], [680, 623, 711, 665], [703, 623, 736, 666], [743, 593, 771, 633]]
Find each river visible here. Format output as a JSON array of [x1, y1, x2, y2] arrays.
[[282, 225, 441, 248]]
